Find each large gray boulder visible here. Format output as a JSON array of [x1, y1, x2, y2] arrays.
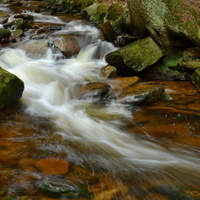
[[105, 37, 163, 73], [0, 67, 24, 110], [127, 0, 200, 51]]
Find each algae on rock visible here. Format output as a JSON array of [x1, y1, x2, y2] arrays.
[[105, 37, 163, 73], [0, 67, 24, 110]]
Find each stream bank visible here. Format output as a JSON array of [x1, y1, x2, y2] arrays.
[[0, 1, 200, 200]]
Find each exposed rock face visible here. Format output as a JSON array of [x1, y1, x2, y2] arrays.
[[72, 82, 114, 100], [127, 0, 200, 51], [54, 35, 80, 58], [100, 65, 117, 78], [105, 37, 163, 73], [0, 67, 24, 110]]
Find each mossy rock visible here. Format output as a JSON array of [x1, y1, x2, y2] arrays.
[[105, 37, 163, 73], [127, 0, 200, 51], [12, 29, 24, 39], [15, 19, 32, 30], [82, 3, 108, 25], [143, 62, 188, 81], [0, 67, 24, 110], [82, 0, 127, 33], [0, 28, 11, 39], [191, 68, 200, 91], [0, 188, 7, 197], [10, 1, 23, 6]]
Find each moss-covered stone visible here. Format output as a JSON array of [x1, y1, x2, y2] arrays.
[[0, 28, 11, 39], [10, 1, 23, 6], [15, 18, 32, 30], [106, 3, 125, 22], [0, 188, 7, 197], [191, 68, 200, 91], [82, 1, 127, 33], [105, 37, 163, 73], [0, 67, 24, 110], [127, 0, 200, 51]]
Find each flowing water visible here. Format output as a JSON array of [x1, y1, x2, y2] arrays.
[[0, 1, 200, 199]]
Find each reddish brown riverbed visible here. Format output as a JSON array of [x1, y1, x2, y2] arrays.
[[0, 0, 200, 199]]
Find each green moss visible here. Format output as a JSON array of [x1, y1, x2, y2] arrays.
[[0, 28, 11, 38], [191, 69, 200, 91], [81, 0, 94, 9], [95, 4, 107, 24], [106, 37, 163, 73], [106, 4, 124, 21], [0, 67, 24, 110]]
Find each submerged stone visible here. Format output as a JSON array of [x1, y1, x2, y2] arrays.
[[34, 158, 70, 175], [0, 67, 24, 110], [35, 179, 89, 198], [105, 37, 163, 73], [150, 185, 200, 200]]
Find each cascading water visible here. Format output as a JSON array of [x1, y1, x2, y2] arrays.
[[1, 12, 200, 192]]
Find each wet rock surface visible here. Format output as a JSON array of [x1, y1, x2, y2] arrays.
[[105, 37, 164, 73], [17, 39, 49, 58], [0, 67, 24, 110], [117, 82, 165, 104]]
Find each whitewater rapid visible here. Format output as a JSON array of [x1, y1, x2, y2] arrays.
[[0, 17, 200, 183]]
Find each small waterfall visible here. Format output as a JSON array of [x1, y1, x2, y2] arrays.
[[0, 16, 200, 185]]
